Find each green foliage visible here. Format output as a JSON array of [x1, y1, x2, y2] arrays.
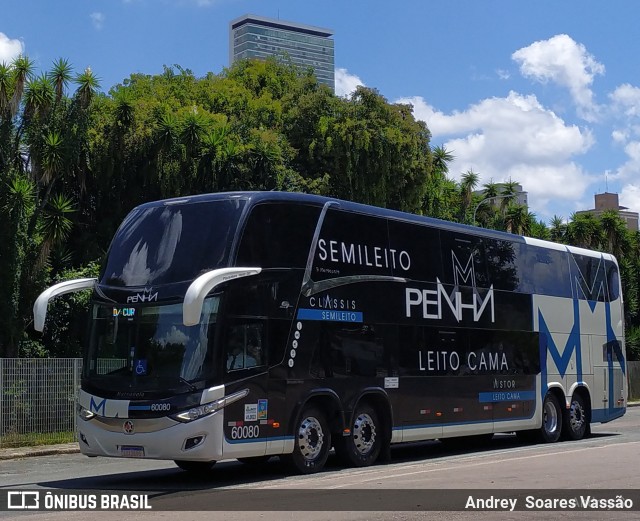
[[41, 262, 100, 358]]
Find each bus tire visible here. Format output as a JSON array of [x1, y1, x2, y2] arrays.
[[283, 406, 331, 474], [174, 460, 216, 473], [562, 392, 589, 441], [540, 392, 562, 443], [335, 403, 382, 467]]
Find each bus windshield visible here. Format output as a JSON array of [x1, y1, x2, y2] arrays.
[[84, 297, 219, 395], [101, 198, 245, 287]]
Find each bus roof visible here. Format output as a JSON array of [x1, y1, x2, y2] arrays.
[[133, 191, 607, 259]]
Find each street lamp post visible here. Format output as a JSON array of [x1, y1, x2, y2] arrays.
[[472, 194, 512, 226]]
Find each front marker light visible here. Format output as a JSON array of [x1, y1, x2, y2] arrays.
[[172, 388, 249, 423], [77, 403, 95, 421]]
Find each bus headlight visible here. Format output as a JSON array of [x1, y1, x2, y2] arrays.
[[77, 403, 95, 421], [171, 388, 249, 423]]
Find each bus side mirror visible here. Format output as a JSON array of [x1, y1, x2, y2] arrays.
[[183, 268, 261, 326], [33, 277, 97, 332]]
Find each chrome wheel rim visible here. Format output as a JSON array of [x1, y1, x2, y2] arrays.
[[353, 412, 377, 455], [543, 400, 558, 434], [569, 400, 585, 433], [298, 416, 324, 462]]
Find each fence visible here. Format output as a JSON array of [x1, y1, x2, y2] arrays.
[[0, 358, 82, 448]]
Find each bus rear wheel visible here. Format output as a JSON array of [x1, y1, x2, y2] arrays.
[[335, 404, 382, 467], [174, 460, 216, 474], [562, 393, 589, 440], [283, 406, 331, 474], [540, 392, 562, 443]]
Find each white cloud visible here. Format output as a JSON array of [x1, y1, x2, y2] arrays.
[[610, 83, 640, 117], [396, 91, 596, 214], [512, 34, 604, 122], [335, 67, 364, 98], [620, 184, 640, 214], [90, 12, 106, 30], [0, 32, 23, 62], [612, 140, 640, 181]]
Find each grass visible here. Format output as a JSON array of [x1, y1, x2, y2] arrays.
[[0, 431, 75, 448]]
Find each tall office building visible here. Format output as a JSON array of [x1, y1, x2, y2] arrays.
[[229, 14, 335, 91]]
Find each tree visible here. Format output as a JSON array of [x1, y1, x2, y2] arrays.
[[0, 56, 97, 357], [458, 169, 479, 223]]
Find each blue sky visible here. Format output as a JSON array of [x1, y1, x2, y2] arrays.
[[3, 0, 640, 223]]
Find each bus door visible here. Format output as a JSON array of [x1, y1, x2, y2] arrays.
[[221, 319, 269, 458], [600, 338, 625, 421]]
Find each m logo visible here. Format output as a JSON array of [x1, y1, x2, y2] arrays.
[[89, 396, 106, 416], [451, 251, 477, 287]]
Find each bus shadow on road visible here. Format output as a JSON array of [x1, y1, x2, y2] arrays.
[[34, 432, 621, 493]]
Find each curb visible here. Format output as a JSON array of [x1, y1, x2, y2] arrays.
[[0, 443, 80, 461]]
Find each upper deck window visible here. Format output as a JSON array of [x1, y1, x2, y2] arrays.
[[102, 199, 246, 287], [236, 203, 320, 268]]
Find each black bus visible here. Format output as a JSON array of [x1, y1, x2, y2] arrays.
[[34, 191, 627, 474]]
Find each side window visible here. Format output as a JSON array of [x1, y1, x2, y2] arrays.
[[226, 321, 265, 372], [311, 323, 389, 378], [570, 254, 607, 302], [516, 245, 571, 297], [236, 203, 320, 268], [605, 260, 620, 302]]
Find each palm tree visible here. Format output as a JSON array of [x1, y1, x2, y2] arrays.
[[424, 145, 454, 218], [459, 169, 479, 223], [73, 67, 100, 109], [599, 210, 630, 258], [498, 178, 519, 214], [549, 215, 567, 243], [49, 58, 73, 103], [567, 212, 602, 249], [9, 56, 34, 118], [504, 204, 531, 235]]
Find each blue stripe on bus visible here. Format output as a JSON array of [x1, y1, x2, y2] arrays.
[[128, 405, 151, 410], [478, 391, 536, 403], [398, 413, 536, 431], [296, 308, 363, 323]]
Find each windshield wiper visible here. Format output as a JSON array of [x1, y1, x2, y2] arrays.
[[178, 377, 198, 392]]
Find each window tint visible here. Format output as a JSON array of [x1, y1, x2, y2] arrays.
[[515, 245, 571, 298], [236, 203, 320, 268], [605, 260, 620, 301], [225, 321, 265, 372], [570, 254, 607, 302], [102, 199, 245, 287], [310, 323, 389, 378]]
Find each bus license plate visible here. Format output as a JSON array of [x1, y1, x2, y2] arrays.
[[120, 445, 145, 458]]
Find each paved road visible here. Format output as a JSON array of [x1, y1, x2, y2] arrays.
[[2, 408, 640, 520]]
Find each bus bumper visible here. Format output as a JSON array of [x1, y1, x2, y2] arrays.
[[76, 410, 224, 462]]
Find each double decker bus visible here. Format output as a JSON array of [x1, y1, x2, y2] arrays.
[[34, 191, 627, 474]]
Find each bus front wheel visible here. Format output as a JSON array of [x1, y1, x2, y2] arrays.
[[335, 403, 382, 467], [540, 393, 563, 443], [283, 406, 331, 474]]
